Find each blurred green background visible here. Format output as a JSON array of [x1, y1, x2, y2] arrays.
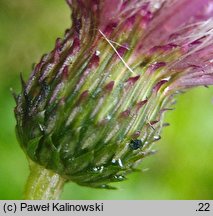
[[0, 0, 213, 200]]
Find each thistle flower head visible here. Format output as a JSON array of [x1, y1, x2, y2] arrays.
[[15, 0, 213, 188]]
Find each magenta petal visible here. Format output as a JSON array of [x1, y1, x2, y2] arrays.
[[100, 0, 123, 29], [140, 0, 213, 50], [67, 0, 123, 30], [66, 0, 213, 92]]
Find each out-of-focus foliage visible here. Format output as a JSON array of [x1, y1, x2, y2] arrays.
[[0, 0, 212, 199]]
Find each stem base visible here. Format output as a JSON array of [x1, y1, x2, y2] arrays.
[[24, 162, 66, 200]]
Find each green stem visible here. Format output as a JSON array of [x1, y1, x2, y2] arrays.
[[24, 162, 66, 200]]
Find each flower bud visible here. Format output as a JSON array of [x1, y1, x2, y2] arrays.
[[15, 0, 213, 189]]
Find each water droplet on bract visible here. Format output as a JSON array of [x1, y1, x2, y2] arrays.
[[118, 158, 123, 167], [92, 166, 104, 173], [96, 50, 101, 56], [144, 141, 149, 146], [111, 158, 124, 168], [39, 124, 45, 132], [129, 139, 143, 150], [111, 159, 116, 164], [106, 115, 112, 120], [153, 135, 161, 141], [93, 167, 98, 172], [100, 184, 109, 189], [114, 175, 125, 181]]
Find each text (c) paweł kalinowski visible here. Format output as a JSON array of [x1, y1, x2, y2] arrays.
[[20, 202, 104, 212]]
